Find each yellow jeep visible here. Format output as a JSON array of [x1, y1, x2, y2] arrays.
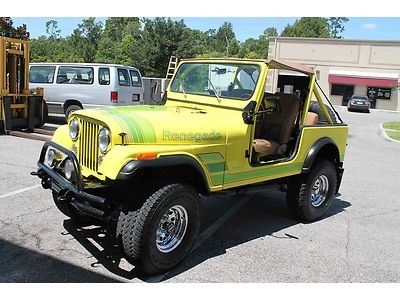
[[33, 58, 348, 275]]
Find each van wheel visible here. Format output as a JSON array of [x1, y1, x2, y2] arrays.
[[65, 104, 82, 120], [120, 183, 201, 275]]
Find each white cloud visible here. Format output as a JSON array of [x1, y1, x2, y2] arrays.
[[362, 23, 377, 30]]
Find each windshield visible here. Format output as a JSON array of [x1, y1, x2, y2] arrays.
[[170, 62, 261, 100], [352, 96, 368, 101]]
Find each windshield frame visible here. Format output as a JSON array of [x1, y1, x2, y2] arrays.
[[169, 61, 262, 102]]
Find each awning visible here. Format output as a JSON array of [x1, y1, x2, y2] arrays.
[[328, 69, 398, 88]]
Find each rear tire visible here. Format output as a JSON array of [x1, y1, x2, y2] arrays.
[[287, 160, 337, 222], [120, 183, 201, 275]]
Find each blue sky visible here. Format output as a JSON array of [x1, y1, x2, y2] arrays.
[[10, 17, 400, 42]]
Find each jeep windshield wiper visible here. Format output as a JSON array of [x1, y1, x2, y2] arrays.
[[208, 79, 220, 102]]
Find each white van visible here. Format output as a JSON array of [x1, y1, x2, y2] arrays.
[[29, 63, 145, 118]]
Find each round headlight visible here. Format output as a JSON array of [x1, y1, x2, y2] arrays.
[[98, 127, 110, 153], [64, 159, 74, 181], [69, 118, 79, 140], [47, 149, 57, 168]]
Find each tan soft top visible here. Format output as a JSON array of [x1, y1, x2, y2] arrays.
[[268, 59, 315, 75]]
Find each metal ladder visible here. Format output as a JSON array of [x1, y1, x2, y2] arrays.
[[166, 56, 179, 79]]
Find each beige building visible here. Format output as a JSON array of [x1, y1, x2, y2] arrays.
[[266, 37, 400, 111]]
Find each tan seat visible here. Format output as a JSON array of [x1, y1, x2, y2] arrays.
[[305, 112, 319, 125], [253, 93, 300, 158]]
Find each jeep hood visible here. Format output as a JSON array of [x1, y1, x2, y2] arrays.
[[73, 105, 231, 145]]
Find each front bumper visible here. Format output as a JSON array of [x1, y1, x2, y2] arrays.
[[33, 141, 113, 220]]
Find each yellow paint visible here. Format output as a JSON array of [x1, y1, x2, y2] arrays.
[[47, 58, 349, 193]]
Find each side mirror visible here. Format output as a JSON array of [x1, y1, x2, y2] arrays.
[[242, 101, 257, 124]]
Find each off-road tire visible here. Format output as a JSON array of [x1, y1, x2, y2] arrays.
[[309, 101, 337, 123], [37, 101, 48, 128], [287, 160, 337, 221], [65, 104, 82, 120], [52, 191, 95, 225], [121, 183, 201, 275]]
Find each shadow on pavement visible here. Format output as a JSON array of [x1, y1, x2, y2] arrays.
[[0, 238, 119, 283], [61, 190, 351, 282]]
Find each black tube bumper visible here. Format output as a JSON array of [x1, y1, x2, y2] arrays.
[[33, 141, 112, 220]]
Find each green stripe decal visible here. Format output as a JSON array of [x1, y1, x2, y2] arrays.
[[198, 153, 224, 163], [99, 111, 156, 143], [224, 163, 303, 183], [340, 154, 345, 161], [210, 174, 224, 185], [207, 162, 226, 173]]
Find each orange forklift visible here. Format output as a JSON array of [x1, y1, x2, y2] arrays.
[[0, 36, 47, 134]]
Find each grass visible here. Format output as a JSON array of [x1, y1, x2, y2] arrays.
[[383, 122, 400, 131], [383, 121, 400, 141], [386, 130, 400, 141]]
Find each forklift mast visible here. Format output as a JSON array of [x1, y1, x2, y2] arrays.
[[0, 36, 45, 133]]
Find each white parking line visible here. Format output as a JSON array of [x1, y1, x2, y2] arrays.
[[0, 184, 41, 199], [193, 193, 254, 251]]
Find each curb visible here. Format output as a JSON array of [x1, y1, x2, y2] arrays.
[[378, 124, 400, 144]]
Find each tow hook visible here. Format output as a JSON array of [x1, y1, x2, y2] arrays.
[[41, 176, 52, 189], [58, 190, 73, 202], [31, 169, 45, 178]]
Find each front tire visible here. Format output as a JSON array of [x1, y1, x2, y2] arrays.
[[287, 160, 337, 221], [120, 183, 201, 275]]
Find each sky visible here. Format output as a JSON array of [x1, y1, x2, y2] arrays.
[[10, 17, 400, 42]]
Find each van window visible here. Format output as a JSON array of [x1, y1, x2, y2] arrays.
[[129, 70, 142, 87], [57, 66, 94, 84], [99, 68, 110, 85], [118, 69, 130, 86], [29, 66, 56, 83]]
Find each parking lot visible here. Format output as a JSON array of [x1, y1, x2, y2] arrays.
[[0, 107, 400, 283]]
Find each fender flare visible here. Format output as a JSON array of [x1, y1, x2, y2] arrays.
[[116, 155, 210, 194], [302, 137, 340, 173]]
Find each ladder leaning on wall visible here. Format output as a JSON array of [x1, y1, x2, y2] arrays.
[[166, 56, 179, 79]]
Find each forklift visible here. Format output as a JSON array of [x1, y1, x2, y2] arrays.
[[0, 36, 47, 134]]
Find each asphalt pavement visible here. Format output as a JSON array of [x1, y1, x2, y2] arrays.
[[0, 108, 400, 283]]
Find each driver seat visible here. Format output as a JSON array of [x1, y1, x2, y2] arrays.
[[253, 93, 300, 158]]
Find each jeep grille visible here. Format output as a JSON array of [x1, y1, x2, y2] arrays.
[[78, 119, 100, 172]]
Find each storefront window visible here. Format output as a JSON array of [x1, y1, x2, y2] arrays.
[[367, 87, 392, 100]]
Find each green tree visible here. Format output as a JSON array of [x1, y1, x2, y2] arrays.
[[135, 18, 187, 77], [214, 22, 238, 56], [45, 20, 61, 39], [69, 18, 103, 63], [95, 17, 141, 65], [281, 17, 330, 38], [0, 17, 30, 39], [327, 17, 349, 39]]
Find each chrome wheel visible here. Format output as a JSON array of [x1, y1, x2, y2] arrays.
[[310, 174, 329, 207], [156, 205, 188, 253]]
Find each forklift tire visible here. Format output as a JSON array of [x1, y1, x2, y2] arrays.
[[37, 101, 48, 128]]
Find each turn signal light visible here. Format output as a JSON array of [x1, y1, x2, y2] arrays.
[[137, 152, 157, 160]]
